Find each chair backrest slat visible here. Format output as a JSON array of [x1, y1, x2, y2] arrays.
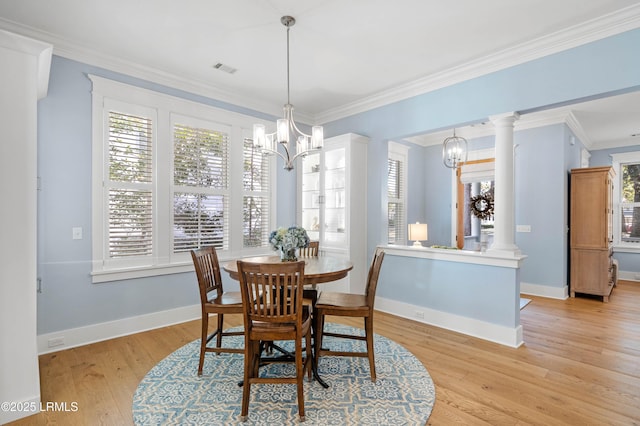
[[238, 260, 306, 326]]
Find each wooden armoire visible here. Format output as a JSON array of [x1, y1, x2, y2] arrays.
[[569, 166, 615, 301]]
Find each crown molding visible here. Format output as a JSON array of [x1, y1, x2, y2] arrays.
[[315, 3, 640, 124], [564, 111, 592, 149], [405, 104, 640, 152], [406, 106, 582, 147]]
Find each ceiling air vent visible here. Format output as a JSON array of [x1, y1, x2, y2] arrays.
[[213, 62, 237, 74]]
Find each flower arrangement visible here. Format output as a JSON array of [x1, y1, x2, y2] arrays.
[[269, 226, 310, 261]]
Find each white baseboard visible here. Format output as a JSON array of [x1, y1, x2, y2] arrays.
[[37, 304, 200, 355], [520, 271, 640, 301], [375, 297, 524, 348], [0, 395, 40, 424], [520, 281, 568, 299], [619, 270, 640, 282]]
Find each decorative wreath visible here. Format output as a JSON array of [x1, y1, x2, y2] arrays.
[[469, 192, 494, 220]]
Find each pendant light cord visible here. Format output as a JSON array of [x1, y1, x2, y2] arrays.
[[286, 25, 291, 105]]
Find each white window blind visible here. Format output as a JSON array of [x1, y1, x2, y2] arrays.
[[172, 122, 229, 252], [387, 142, 408, 245], [388, 157, 405, 244], [243, 138, 270, 248], [107, 110, 154, 258]]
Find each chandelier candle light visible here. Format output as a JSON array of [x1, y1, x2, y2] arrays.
[[253, 16, 323, 171], [442, 129, 468, 169]]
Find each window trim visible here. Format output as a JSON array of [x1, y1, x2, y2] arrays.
[[611, 151, 640, 253], [90, 75, 276, 282]]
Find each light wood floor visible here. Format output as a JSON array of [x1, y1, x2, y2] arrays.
[[9, 281, 640, 425]]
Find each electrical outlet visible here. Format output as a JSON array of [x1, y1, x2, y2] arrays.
[[72, 227, 83, 240], [415, 311, 425, 319], [48, 337, 65, 348]]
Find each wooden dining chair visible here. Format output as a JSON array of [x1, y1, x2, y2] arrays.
[[191, 246, 244, 376], [314, 250, 385, 381], [237, 260, 312, 422], [299, 240, 319, 257]]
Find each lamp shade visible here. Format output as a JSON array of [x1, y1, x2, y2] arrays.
[[408, 222, 428, 247]]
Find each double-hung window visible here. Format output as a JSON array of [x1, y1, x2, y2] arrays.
[[172, 116, 230, 252], [611, 152, 640, 250], [103, 101, 156, 268], [387, 142, 408, 244], [91, 76, 275, 282], [242, 138, 271, 248]]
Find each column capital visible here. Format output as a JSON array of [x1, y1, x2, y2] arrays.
[[489, 112, 520, 126]]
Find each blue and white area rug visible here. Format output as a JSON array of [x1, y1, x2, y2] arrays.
[[133, 323, 435, 425]]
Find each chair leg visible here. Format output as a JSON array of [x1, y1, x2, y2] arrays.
[[314, 311, 325, 368], [240, 338, 255, 422], [216, 313, 224, 348], [198, 313, 208, 376], [251, 341, 261, 378], [305, 329, 312, 381], [365, 316, 376, 382], [295, 334, 306, 422]]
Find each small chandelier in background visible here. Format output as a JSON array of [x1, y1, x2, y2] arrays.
[[442, 129, 468, 169], [253, 16, 323, 171]]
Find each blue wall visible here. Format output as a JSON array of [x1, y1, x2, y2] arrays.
[[513, 125, 569, 288], [36, 27, 640, 335]]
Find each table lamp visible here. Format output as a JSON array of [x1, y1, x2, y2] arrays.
[[408, 222, 428, 247]]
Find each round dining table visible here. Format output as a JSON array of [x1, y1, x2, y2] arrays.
[[223, 254, 353, 389], [223, 255, 353, 285]]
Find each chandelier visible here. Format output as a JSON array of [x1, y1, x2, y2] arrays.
[[253, 16, 323, 171], [442, 129, 467, 169]]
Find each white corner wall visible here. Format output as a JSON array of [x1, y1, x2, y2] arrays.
[[0, 30, 52, 424]]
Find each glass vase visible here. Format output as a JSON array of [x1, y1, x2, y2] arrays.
[[280, 247, 298, 262]]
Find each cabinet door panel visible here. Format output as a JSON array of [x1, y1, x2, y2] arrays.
[[570, 172, 607, 248], [570, 249, 611, 295]]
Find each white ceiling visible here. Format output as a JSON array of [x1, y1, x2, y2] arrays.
[[1, 0, 639, 148]]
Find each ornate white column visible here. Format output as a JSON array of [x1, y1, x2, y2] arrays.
[[487, 112, 521, 257]]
